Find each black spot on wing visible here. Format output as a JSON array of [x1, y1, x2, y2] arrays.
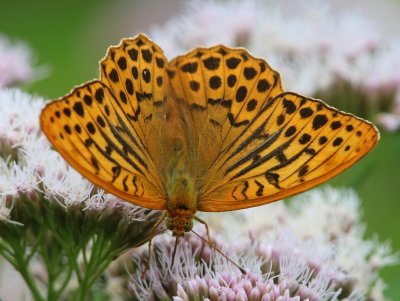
[[73, 102, 84, 117], [181, 62, 198, 73], [312, 114, 328, 130], [254, 180, 264, 196], [141, 49, 152, 63], [226, 57, 241, 69], [203, 56, 220, 70]]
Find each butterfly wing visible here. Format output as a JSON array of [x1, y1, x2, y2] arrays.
[[167, 46, 283, 179], [199, 92, 379, 211], [40, 34, 169, 209], [167, 46, 379, 212]]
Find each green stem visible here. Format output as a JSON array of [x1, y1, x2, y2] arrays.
[[45, 217, 84, 284], [15, 261, 44, 301], [0, 243, 17, 264], [35, 226, 57, 301], [8, 241, 44, 301], [87, 257, 113, 288], [78, 237, 103, 301], [75, 234, 114, 301], [53, 266, 73, 301]]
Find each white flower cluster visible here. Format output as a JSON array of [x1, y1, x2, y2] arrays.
[[204, 188, 398, 300], [129, 188, 397, 301], [0, 195, 22, 226], [131, 236, 340, 301], [149, 0, 400, 130], [150, 0, 400, 97], [0, 35, 39, 87], [378, 89, 400, 131], [0, 89, 45, 151]]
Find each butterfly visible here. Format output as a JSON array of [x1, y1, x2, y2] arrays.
[[40, 34, 379, 237]]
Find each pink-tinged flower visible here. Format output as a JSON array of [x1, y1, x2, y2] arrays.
[[0, 195, 22, 226], [0, 88, 45, 156], [0, 35, 42, 87], [321, 12, 380, 59], [377, 112, 400, 132], [151, 0, 259, 59], [209, 188, 398, 298], [371, 47, 400, 94], [353, 41, 400, 94], [127, 187, 397, 301], [375, 89, 400, 131], [129, 231, 342, 301], [0, 158, 39, 200], [149, 0, 400, 98]]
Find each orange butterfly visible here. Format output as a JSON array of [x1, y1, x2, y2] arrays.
[[40, 34, 379, 237]]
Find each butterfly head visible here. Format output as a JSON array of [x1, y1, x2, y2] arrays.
[[166, 209, 195, 236]]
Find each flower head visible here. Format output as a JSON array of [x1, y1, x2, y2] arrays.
[[0, 35, 42, 87], [0, 88, 45, 158], [149, 0, 400, 105], [128, 188, 397, 301]]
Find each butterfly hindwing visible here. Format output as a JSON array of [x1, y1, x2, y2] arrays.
[[198, 92, 379, 211]]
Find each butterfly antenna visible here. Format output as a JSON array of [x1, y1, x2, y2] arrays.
[[191, 229, 246, 274], [171, 236, 180, 268]]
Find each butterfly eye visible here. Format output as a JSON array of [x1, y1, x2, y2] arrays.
[[184, 219, 193, 232]]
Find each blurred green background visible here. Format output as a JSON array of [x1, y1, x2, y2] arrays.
[[1, 0, 399, 298]]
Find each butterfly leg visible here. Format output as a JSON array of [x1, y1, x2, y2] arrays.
[[147, 238, 153, 263], [193, 215, 212, 245], [141, 239, 153, 278], [141, 211, 167, 277], [133, 210, 167, 247], [191, 217, 247, 274], [151, 211, 168, 233]]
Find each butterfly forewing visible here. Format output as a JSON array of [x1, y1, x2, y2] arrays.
[[40, 35, 169, 209], [198, 92, 379, 211], [100, 36, 168, 137]]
